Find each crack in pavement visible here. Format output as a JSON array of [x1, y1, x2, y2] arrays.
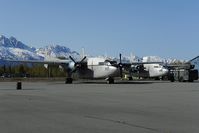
[[84, 115, 159, 132]]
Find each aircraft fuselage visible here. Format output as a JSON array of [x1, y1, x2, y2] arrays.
[[76, 57, 118, 79]]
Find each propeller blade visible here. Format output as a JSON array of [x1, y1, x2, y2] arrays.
[[69, 56, 76, 63], [80, 56, 87, 63], [69, 56, 87, 73], [119, 53, 122, 64], [119, 53, 123, 78]]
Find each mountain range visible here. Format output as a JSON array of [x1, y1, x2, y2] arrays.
[[0, 35, 79, 61], [0, 35, 198, 69]]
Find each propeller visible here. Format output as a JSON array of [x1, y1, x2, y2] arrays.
[[117, 53, 143, 78], [104, 53, 123, 78], [69, 56, 87, 72], [118, 53, 123, 78], [136, 65, 144, 71]]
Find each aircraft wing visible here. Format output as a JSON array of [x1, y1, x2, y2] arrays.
[[164, 63, 194, 69], [121, 61, 163, 67], [188, 56, 199, 63], [131, 61, 164, 65], [120, 61, 163, 70]]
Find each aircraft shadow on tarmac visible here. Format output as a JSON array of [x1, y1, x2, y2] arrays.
[[0, 88, 45, 91], [76, 80, 199, 84], [76, 81, 154, 84]]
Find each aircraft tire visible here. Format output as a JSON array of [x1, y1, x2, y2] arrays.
[[179, 77, 184, 82], [107, 77, 114, 84], [169, 74, 175, 82], [65, 78, 73, 84], [188, 78, 194, 82], [128, 77, 133, 80]]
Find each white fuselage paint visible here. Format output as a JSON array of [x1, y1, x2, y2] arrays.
[[143, 64, 168, 77], [78, 57, 118, 79], [69, 57, 168, 79]]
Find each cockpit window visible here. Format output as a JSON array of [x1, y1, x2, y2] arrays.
[[154, 66, 160, 68], [99, 62, 105, 65], [99, 62, 110, 65], [105, 60, 117, 65]]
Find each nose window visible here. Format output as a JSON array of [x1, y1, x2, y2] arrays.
[[105, 62, 110, 65], [99, 62, 105, 65], [99, 62, 110, 65]]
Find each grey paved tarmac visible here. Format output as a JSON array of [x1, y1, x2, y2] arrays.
[[0, 80, 199, 133]]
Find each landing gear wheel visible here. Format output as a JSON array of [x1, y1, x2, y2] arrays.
[[179, 77, 184, 82], [128, 77, 133, 81], [170, 77, 174, 82], [107, 77, 114, 84], [188, 79, 194, 82], [65, 78, 73, 84], [169, 74, 175, 82]]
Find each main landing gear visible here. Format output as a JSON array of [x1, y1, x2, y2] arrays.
[[66, 77, 115, 84], [65, 78, 73, 84], [106, 77, 115, 84]]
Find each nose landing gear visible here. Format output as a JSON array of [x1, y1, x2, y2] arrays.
[[106, 77, 115, 84], [65, 77, 73, 84]]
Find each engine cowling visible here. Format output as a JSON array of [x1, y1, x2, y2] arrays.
[[131, 65, 145, 72]]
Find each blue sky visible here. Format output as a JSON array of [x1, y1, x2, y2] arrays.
[[0, 0, 198, 60]]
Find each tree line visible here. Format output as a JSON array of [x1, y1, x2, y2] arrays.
[[0, 64, 66, 78]]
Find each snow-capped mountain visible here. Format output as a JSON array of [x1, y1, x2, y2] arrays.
[[142, 56, 165, 62], [0, 46, 43, 60], [0, 35, 196, 67], [9, 48, 44, 60], [0, 35, 43, 60], [0, 35, 35, 52], [36, 45, 80, 60], [142, 56, 187, 64], [110, 53, 141, 63], [0, 35, 79, 61]]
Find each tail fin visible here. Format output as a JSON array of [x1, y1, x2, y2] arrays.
[[188, 56, 199, 63]]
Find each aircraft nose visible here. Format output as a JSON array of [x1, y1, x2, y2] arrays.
[[163, 68, 169, 75], [109, 66, 119, 76], [110, 66, 118, 72]]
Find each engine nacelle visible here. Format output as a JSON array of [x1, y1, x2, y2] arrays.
[[44, 64, 48, 69], [136, 65, 144, 71], [131, 65, 145, 72], [68, 62, 75, 70]]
